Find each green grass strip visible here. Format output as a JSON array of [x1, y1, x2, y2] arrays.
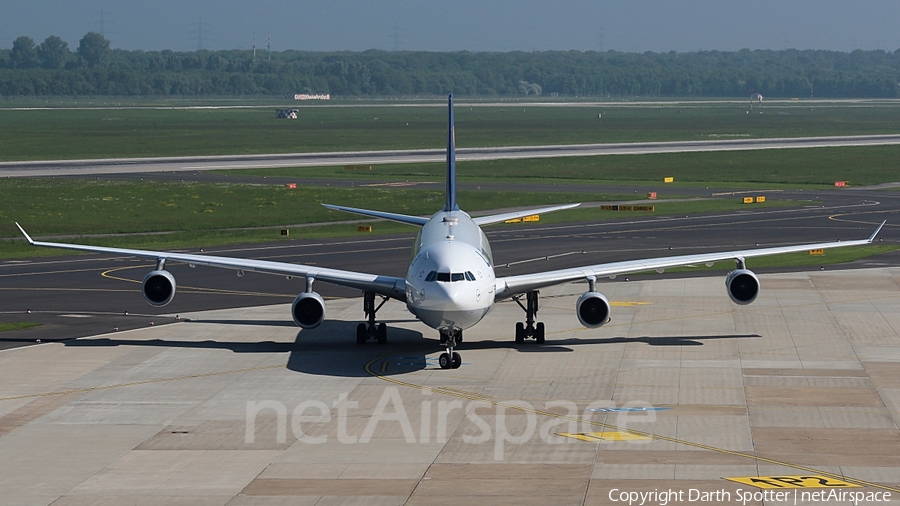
[[0, 322, 43, 333]]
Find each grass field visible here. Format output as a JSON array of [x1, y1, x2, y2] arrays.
[[0, 322, 42, 333], [2, 102, 900, 161], [226, 144, 900, 188]]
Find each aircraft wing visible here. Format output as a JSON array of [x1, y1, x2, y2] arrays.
[[15, 223, 408, 300], [494, 221, 886, 299]]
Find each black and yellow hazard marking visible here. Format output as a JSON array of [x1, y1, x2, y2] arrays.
[[725, 476, 862, 489], [557, 431, 650, 442]]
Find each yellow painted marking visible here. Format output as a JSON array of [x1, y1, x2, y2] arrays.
[[611, 301, 653, 307], [558, 431, 650, 442], [809, 249, 825, 255], [363, 348, 900, 494], [380, 361, 388, 373], [725, 476, 861, 489]]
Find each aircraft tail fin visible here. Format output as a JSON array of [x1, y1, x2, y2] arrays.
[[444, 94, 459, 212]]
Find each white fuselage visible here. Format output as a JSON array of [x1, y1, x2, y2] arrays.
[[405, 210, 495, 332]]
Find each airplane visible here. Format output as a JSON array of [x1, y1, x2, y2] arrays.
[[15, 95, 886, 370]]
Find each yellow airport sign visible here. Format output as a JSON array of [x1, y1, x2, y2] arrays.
[[505, 215, 539, 224], [357, 225, 372, 232], [756, 196, 766, 203], [809, 249, 825, 255], [743, 197, 754, 204], [600, 205, 654, 212], [557, 431, 650, 442], [725, 476, 861, 489], [664, 177, 674, 183]]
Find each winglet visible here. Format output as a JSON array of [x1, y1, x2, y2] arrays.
[[15, 222, 35, 245], [868, 220, 887, 243]]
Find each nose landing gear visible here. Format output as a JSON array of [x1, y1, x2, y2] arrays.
[[356, 291, 389, 344], [513, 290, 545, 344], [438, 328, 462, 369]]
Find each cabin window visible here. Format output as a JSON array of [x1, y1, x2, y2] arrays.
[[425, 271, 437, 282], [436, 272, 451, 282], [465, 271, 476, 281], [451, 273, 465, 282]]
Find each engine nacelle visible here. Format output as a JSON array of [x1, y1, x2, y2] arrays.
[[142, 270, 176, 307], [725, 269, 760, 305], [576, 291, 611, 328], [292, 292, 326, 328]]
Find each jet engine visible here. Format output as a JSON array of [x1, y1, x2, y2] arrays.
[[576, 291, 611, 328], [725, 269, 760, 305], [142, 270, 176, 307], [292, 292, 326, 328]]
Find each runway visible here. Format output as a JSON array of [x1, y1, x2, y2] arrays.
[[3, 134, 900, 177]]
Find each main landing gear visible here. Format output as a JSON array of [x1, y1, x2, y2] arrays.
[[356, 291, 388, 345], [514, 290, 545, 344], [438, 328, 462, 369]]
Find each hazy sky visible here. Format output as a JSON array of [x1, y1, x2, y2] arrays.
[[3, 1, 899, 53]]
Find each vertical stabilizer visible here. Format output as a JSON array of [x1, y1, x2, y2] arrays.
[[444, 94, 459, 211]]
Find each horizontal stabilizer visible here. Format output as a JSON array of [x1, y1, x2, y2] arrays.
[[321, 204, 428, 226], [473, 203, 581, 226]]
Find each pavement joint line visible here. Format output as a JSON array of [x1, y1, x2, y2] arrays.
[[0, 363, 286, 403], [363, 350, 900, 494]]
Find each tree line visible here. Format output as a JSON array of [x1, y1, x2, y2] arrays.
[[2, 32, 900, 98]]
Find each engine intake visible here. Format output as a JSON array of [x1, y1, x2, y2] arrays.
[[576, 291, 611, 328], [725, 269, 760, 305], [292, 292, 326, 328], [142, 270, 176, 307]]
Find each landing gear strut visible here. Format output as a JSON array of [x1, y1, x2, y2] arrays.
[[356, 291, 388, 344], [514, 290, 545, 344], [438, 328, 462, 369]]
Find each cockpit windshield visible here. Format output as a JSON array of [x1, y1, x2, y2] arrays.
[[426, 271, 476, 283]]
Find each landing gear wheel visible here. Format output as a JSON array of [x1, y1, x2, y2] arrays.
[[514, 290, 545, 343], [357, 291, 390, 345], [451, 352, 462, 369], [439, 353, 452, 369], [356, 323, 367, 345]]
